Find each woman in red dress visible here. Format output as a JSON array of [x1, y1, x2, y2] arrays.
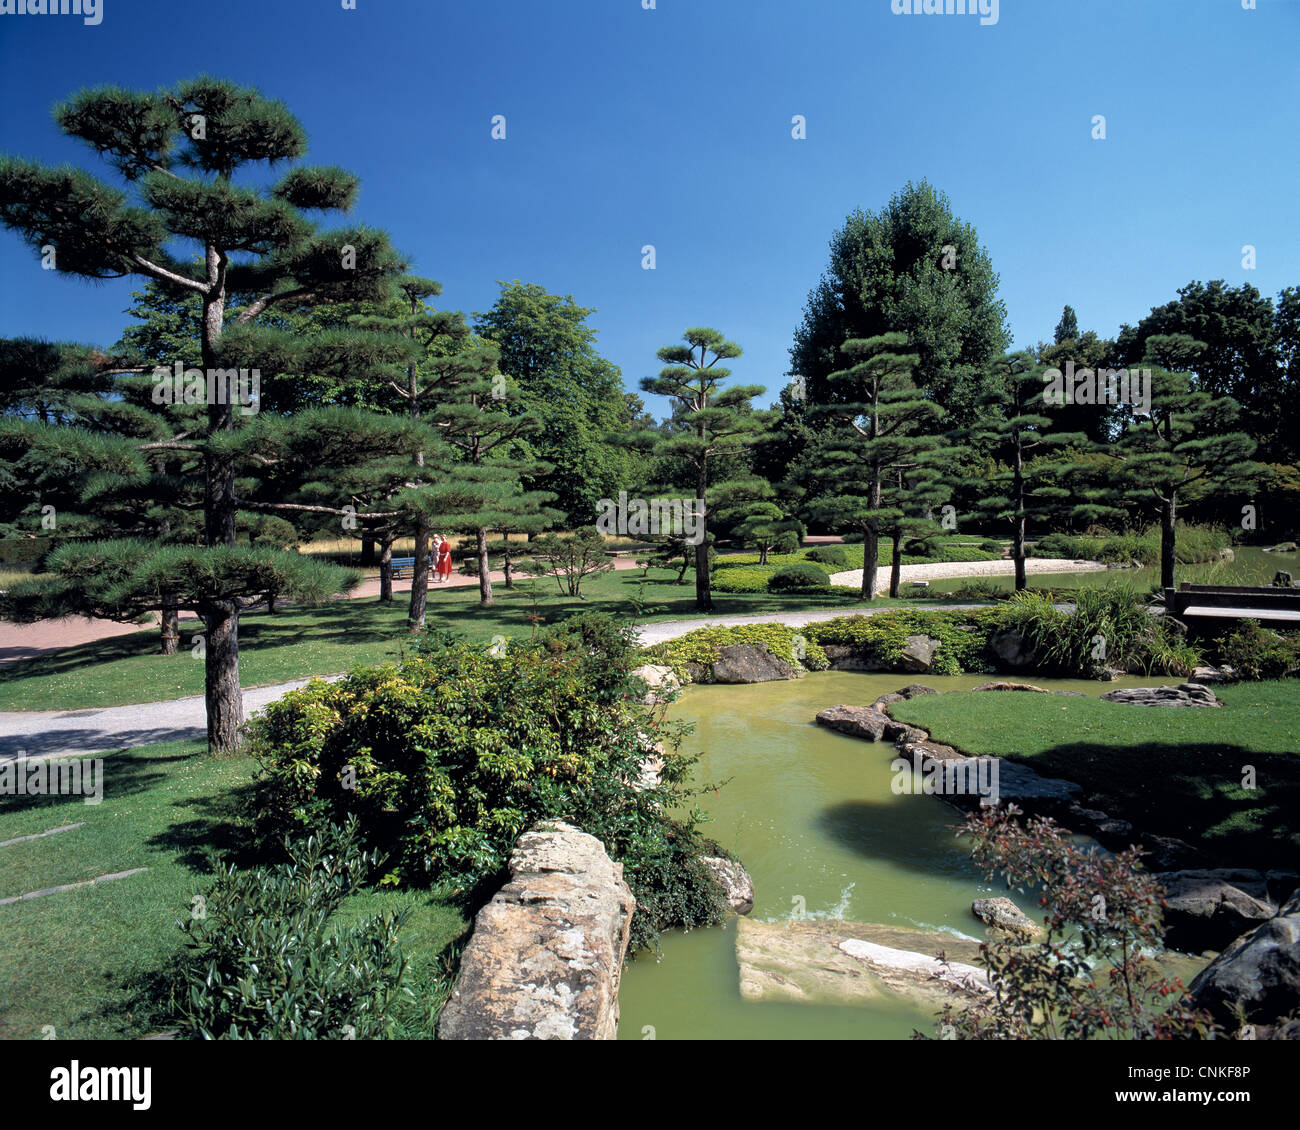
[[435, 534, 454, 582]]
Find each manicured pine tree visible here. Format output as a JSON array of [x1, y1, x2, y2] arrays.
[[1117, 334, 1260, 590], [0, 77, 410, 751], [961, 351, 1096, 591], [636, 328, 769, 612], [804, 333, 945, 600]]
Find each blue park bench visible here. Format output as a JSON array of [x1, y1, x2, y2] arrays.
[[390, 556, 415, 579]]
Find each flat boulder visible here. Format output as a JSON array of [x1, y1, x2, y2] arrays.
[[438, 822, 635, 1041], [1099, 683, 1222, 708], [971, 896, 1041, 943], [897, 683, 938, 699], [711, 643, 798, 684], [815, 704, 890, 742], [701, 856, 754, 915], [972, 681, 1086, 697], [1157, 869, 1276, 954], [735, 918, 989, 1009], [1189, 890, 1300, 1030]]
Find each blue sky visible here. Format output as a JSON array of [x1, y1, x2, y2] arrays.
[[1, 0, 1297, 415]]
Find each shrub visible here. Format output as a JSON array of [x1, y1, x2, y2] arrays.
[[804, 610, 998, 675], [1211, 620, 1300, 680], [773, 529, 802, 555], [922, 807, 1219, 1040], [768, 562, 832, 591], [978, 540, 1004, 555], [173, 820, 413, 1040], [249, 615, 727, 952], [804, 545, 849, 568], [995, 584, 1200, 677], [642, 622, 830, 678]]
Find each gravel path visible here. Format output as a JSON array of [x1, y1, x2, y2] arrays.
[[0, 556, 1105, 761], [828, 557, 1107, 593]]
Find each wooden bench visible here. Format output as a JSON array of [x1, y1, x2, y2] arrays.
[[1165, 583, 1300, 633], [390, 556, 415, 579]]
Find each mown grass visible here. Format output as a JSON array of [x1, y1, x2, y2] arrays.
[[0, 740, 467, 1039], [892, 681, 1300, 869], [0, 565, 896, 711]]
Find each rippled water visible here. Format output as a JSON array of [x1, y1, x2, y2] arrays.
[[615, 670, 1174, 1040]]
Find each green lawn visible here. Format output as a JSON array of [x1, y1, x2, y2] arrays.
[[0, 565, 895, 711], [0, 740, 468, 1039], [892, 681, 1300, 869]]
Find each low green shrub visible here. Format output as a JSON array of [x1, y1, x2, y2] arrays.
[[804, 545, 850, 568], [769, 563, 832, 591], [173, 820, 413, 1040], [642, 622, 830, 678], [249, 615, 728, 952], [1211, 621, 1300, 680], [1028, 525, 1229, 567], [804, 610, 999, 676]]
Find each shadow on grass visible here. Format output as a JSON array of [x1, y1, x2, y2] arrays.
[[145, 779, 263, 873], [0, 749, 187, 814]]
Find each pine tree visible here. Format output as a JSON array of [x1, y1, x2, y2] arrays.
[[803, 333, 945, 600], [1117, 334, 1260, 589], [0, 78, 410, 751], [962, 351, 1097, 591], [636, 328, 769, 612]]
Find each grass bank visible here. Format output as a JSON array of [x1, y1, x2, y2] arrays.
[[892, 681, 1300, 869], [0, 739, 467, 1039]]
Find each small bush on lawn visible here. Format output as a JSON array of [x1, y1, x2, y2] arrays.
[[769, 563, 832, 591], [1210, 620, 1300, 680], [642, 622, 830, 678], [249, 614, 727, 952], [804, 545, 849, 568], [173, 819, 413, 1040]]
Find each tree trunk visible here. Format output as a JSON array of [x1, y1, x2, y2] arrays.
[[1013, 444, 1027, 591], [502, 544, 515, 589], [476, 528, 494, 605], [379, 533, 394, 602], [160, 590, 179, 655], [1161, 496, 1177, 590], [861, 522, 879, 601], [200, 600, 242, 755], [694, 465, 711, 611], [408, 522, 430, 632], [889, 529, 903, 598]]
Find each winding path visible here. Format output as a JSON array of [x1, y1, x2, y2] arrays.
[[0, 557, 1108, 761]]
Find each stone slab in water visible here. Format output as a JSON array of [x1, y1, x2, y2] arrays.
[[736, 918, 989, 1008], [437, 821, 635, 1041]]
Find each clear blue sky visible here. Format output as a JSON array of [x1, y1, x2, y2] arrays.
[[1, 0, 1297, 414]]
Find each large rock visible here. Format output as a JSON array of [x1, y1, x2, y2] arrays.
[[631, 664, 680, 705], [971, 896, 1041, 943], [1189, 890, 1300, 1029], [1263, 542, 1298, 553], [897, 683, 938, 699], [1157, 870, 1277, 954], [990, 627, 1037, 670], [437, 822, 635, 1040], [822, 644, 883, 672], [701, 856, 754, 914], [735, 918, 989, 1009], [815, 704, 890, 742], [900, 635, 941, 674], [710, 643, 798, 684], [1099, 683, 1222, 708]]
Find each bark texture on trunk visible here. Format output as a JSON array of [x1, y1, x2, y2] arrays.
[[408, 523, 430, 631], [200, 601, 242, 754], [889, 530, 903, 599], [477, 528, 494, 606], [379, 534, 394, 603], [160, 591, 179, 656], [1161, 498, 1177, 591]]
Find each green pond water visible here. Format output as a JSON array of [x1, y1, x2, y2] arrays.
[[615, 670, 1175, 1041], [922, 545, 1298, 595]]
